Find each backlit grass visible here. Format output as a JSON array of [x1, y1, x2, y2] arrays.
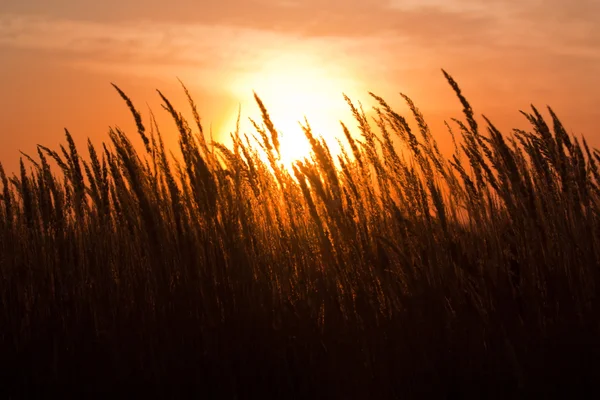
[[1, 70, 599, 397]]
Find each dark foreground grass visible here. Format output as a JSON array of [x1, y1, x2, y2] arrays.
[[1, 70, 599, 398]]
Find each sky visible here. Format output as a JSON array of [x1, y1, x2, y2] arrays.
[[1, 0, 599, 172]]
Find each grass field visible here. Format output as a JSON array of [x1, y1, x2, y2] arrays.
[[1, 70, 599, 397]]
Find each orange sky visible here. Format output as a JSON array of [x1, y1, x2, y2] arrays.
[[1, 0, 599, 173]]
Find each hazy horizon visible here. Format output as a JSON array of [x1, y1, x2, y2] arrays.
[[1, 0, 599, 172]]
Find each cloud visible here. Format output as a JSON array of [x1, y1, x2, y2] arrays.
[[0, 0, 598, 99], [0, 12, 397, 96], [3, 0, 599, 57]]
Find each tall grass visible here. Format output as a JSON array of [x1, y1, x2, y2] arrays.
[[1, 70, 599, 397]]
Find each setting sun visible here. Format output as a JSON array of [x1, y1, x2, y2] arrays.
[[222, 51, 362, 170]]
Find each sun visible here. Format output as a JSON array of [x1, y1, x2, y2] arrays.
[[222, 52, 363, 172]]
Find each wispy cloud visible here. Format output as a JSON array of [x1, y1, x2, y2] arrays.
[[2, 0, 599, 68], [0, 14, 368, 89], [1, 0, 598, 107]]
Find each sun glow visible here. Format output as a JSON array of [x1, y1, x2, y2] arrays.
[[222, 52, 363, 171]]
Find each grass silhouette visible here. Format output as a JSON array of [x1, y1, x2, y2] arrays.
[[1, 70, 599, 397]]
